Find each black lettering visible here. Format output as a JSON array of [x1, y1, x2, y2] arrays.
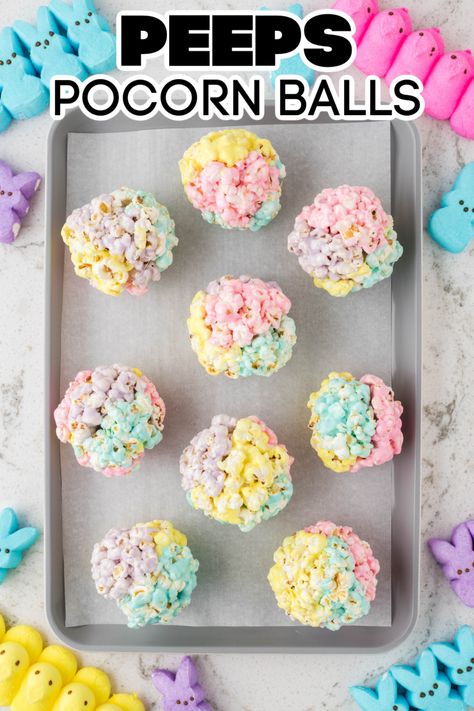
[[304, 12, 354, 69], [212, 15, 253, 67], [392, 78, 422, 118], [255, 14, 301, 67], [123, 79, 157, 117], [161, 78, 198, 116], [168, 15, 210, 67], [119, 13, 167, 69], [83, 78, 119, 117], [278, 78, 307, 116]]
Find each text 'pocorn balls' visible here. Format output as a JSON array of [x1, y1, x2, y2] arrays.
[[268, 521, 380, 630], [187, 275, 297, 378], [179, 128, 286, 231], [0, 613, 145, 711], [308, 372, 403, 473], [62, 187, 178, 296], [54, 365, 165, 477], [180, 414, 294, 532], [91, 520, 199, 629], [288, 185, 403, 296]]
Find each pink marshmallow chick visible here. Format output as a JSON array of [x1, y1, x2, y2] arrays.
[[423, 50, 474, 120], [331, 0, 379, 45], [385, 27, 444, 86], [355, 7, 412, 78], [451, 78, 474, 140]]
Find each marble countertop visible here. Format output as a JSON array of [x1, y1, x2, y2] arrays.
[[1, 0, 474, 708]]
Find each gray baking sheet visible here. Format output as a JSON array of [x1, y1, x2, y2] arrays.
[[61, 122, 393, 627]]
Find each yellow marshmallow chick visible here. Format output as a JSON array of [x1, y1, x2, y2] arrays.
[[0, 625, 43, 705], [12, 645, 77, 711], [0, 614, 5, 639], [97, 694, 145, 711], [53, 667, 111, 711]]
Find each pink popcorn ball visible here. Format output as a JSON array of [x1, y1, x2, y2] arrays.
[[54, 364, 165, 477], [288, 185, 403, 297], [179, 129, 285, 231]]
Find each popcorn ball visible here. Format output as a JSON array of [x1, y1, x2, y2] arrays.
[[308, 372, 403, 473], [180, 415, 294, 532], [54, 364, 165, 477], [187, 275, 296, 378], [179, 128, 286, 231], [268, 521, 380, 629], [288, 185, 403, 296], [91, 520, 198, 628], [62, 187, 178, 296]]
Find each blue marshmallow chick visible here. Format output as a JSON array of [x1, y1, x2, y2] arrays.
[[351, 672, 409, 711], [391, 649, 466, 711], [49, 0, 116, 75], [429, 162, 474, 253], [14, 7, 88, 88], [431, 626, 474, 708], [0, 508, 39, 584], [0, 28, 49, 120]]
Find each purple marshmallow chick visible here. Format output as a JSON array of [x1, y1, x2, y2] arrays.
[[429, 519, 474, 607], [152, 657, 213, 711], [0, 160, 41, 244]]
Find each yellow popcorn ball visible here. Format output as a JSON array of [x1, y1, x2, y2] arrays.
[[180, 415, 294, 532]]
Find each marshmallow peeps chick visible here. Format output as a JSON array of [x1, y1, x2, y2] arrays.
[[14, 7, 88, 88], [0, 28, 49, 120], [428, 163, 474, 253], [431, 626, 474, 707], [423, 50, 474, 120], [0, 507, 39, 582], [451, 78, 474, 140], [391, 649, 466, 711], [0, 614, 145, 711], [351, 671, 409, 711], [49, 0, 116, 75], [429, 519, 474, 604], [0, 621, 44, 706], [11, 645, 78, 711], [52, 667, 111, 711], [0, 161, 42, 245], [332, 0, 379, 44], [152, 657, 213, 711], [385, 28, 444, 85], [355, 8, 412, 77]]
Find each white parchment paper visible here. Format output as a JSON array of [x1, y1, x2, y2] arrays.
[[61, 122, 393, 627]]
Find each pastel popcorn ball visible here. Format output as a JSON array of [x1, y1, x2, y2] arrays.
[[62, 187, 178, 296], [187, 275, 296, 378], [288, 185, 403, 296], [179, 128, 286, 231], [180, 415, 294, 532], [268, 521, 380, 630], [54, 364, 165, 477], [308, 372, 403, 473], [91, 520, 199, 628]]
